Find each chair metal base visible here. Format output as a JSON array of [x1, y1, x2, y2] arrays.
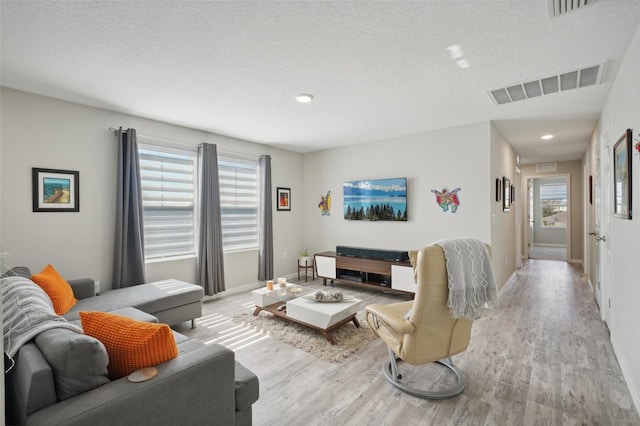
[[382, 347, 466, 400]]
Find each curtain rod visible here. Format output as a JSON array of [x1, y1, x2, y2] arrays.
[[108, 127, 263, 159]]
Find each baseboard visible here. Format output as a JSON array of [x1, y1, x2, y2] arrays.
[[497, 270, 518, 301], [570, 259, 583, 267], [611, 336, 640, 417], [202, 272, 299, 302]]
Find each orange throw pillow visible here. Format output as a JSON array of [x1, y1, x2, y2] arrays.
[[79, 311, 178, 380], [31, 264, 77, 315]]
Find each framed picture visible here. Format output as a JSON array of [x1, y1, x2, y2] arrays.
[[613, 129, 632, 219], [510, 184, 515, 204], [343, 177, 407, 221], [32, 168, 79, 212], [495, 178, 502, 202], [503, 177, 511, 212], [276, 187, 291, 211], [589, 175, 593, 205]]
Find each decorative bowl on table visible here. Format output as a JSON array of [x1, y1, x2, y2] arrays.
[[302, 290, 353, 302]]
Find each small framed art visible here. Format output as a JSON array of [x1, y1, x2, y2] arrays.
[[277, 187, 291, 211], [503, 177, 511, 212], [32, 168, 80, 212], [495, 178, 502, 202]]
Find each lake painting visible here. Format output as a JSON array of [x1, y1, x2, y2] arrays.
[[343, 177, 407, 221], [43, 177, 71, 204]]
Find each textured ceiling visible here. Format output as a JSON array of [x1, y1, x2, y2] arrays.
[[2, 1, 640, 164]]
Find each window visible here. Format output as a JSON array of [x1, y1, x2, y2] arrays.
[[138, 144, 258, 260], [540, 183, 567, 228], [218, 156, 259, 252], [138, 144, 197, 260]]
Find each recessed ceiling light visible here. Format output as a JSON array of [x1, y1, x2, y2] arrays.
[[446, 44, 463, 59], [456, 59, 470, 69], [540, 134, 555, 140], [446, 44, 470, 69], [295, 94, 314, 103]]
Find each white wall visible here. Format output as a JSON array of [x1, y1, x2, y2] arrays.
[[490, 124, 517, 290], [0, 88, 305, 292], [300, 122, 516, 287], [594, 22, 640, 413]]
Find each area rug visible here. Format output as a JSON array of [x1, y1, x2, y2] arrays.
[[231, 310, 377, 363]]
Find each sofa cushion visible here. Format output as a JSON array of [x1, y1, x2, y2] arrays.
[[64, 279, 204, 324], [34, 328, 110, 401], [80, 311, 179, 379], [107, 307, 159, 323], [31, 264, 77, 315], [2, 266, 32, 278]]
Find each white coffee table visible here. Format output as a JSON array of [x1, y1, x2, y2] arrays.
[[252, 290, 363, 345], [251, 284, 310, 307]]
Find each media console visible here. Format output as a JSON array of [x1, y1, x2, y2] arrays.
[[314, 246, 415, 294]]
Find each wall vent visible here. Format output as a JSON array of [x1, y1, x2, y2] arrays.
[[547, 0, 595, 19], [487, 62, 606, 105], [536, 163, 558, 172]]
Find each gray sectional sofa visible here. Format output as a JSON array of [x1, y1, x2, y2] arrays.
[[64, 277, 204, 328], [3, 270, 259, 425]]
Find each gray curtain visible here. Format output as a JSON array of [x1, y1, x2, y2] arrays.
[[258, 155, 273, 280], [197, 143, 225, 295], [113, 127, 146, 288]]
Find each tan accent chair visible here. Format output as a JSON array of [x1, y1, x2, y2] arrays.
[[365, 245, 476, 399]]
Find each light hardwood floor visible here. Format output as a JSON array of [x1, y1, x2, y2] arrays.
[[528, 245, 567, 261], [176, 259, 640, 425]]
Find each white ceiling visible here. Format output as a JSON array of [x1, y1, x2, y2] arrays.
[[2, 1, 639, 164]]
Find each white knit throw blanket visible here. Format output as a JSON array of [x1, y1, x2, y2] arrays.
[[435, 238, 498, 319], [2, 276, 82, 358]]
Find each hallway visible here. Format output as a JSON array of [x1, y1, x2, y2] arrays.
[[528, 245, 566, 261], [490, 259, 638, 424], [179, 259, 640, 425]]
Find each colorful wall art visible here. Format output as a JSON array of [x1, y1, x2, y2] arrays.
[[318, 190, 331, 216], [343, 177, 407, 221], [276, 187, 291, 211], [430, 188, 461, 213]]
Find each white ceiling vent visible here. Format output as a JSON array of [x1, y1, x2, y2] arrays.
[[547, 0, 595, 19], [487, 62, 606, 105], [536, 163, 558, 172]]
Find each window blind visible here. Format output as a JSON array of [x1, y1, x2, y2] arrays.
[[139, 144, 197, 260], [218, 156, 259, 252]]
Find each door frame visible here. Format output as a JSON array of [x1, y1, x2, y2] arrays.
[[523, 173, 571, 261], [588, 142, 602, 310]]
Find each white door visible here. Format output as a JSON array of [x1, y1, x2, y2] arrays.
[[515, 168, 522, 268], [593, 148, 602, 309], [598, 132, 613, 327], [526, 178, 534, 258]]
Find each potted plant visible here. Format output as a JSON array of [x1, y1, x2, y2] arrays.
[[298, 249, 313, 267]]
